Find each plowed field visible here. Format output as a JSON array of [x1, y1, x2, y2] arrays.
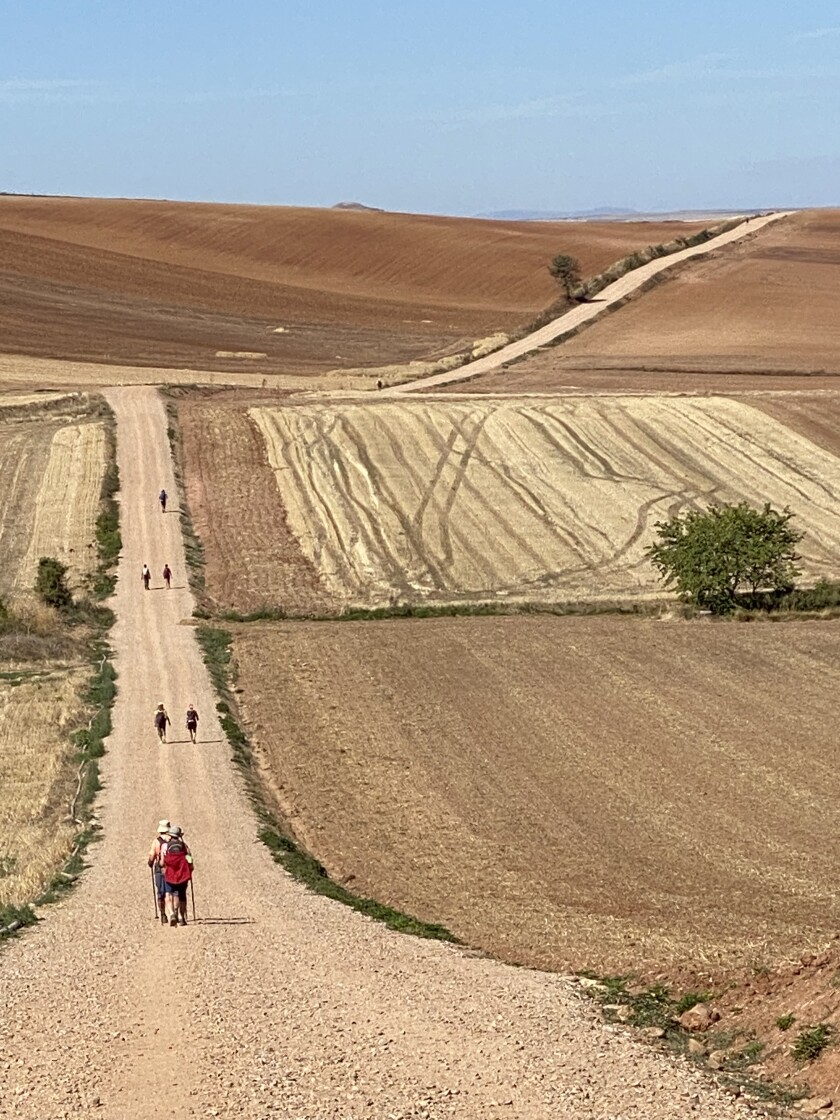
[[0, 394, 106, 603], [0, 195, 708, 379], [241, 395, 840, 609], [457, 209, 840, 394], [233, 615, 840, 972]]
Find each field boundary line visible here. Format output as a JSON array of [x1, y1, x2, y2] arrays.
[[391, 211, 793, 394]]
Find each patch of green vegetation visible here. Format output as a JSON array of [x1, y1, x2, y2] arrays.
[[165, 403, 206, 599], [776, 1013, 796, 1031], [194, 625, 459, 943], [792, 1024, 834, 1064], [213, 598, 661, 625], [91, 457, 122, 599], [0, 904, 37, 939], [583, 975, 682, 1033]]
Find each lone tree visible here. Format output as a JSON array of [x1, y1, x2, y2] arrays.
[[548, 253, 583, 300], [35, 556, 74, 611], [646, 502, 802, 613]]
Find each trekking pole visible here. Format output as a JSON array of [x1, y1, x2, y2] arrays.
[[151, 866, 158, 920], [190, 878, 196, 923]]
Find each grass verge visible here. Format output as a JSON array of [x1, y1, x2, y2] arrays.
[[195, 624, 458, 942], [164, 400, 206, 603]]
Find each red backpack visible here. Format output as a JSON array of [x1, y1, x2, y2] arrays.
[[163, 838, 191, 884]]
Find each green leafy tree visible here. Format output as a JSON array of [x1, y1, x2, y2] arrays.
[[548, 253, 583, 299], [35, 556, 74, 611], [646, 502, 802, 613]]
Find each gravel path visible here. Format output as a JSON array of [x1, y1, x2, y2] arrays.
[[393, 212, 791, 394], [0, 386, 760, 1119]]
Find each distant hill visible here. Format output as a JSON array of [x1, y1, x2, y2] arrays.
[[332, 201, 385, 212], [477, 207, 753, 222]]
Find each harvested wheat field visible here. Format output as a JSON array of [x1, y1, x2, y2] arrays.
[[0, 194, 709, 381], [233, 614, 840, 973], [0, 666, 90, 909], [454, 209, 840, 395], [233, 395, 840, 610], [0, 393, 107, 604]]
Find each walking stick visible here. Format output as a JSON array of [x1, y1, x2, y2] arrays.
[[190, 877, 196, 923], [151, 866, 158, 919]]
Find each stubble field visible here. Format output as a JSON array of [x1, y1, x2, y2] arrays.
[[180, 393, 840, 612], [0, 394, 106, 604], [0, 195, 709, 384], [0, 392, 108, 912], [232, 614, 840, 973]]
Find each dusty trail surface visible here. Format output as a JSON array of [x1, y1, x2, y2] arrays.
[[0, 386, 754, 1119]]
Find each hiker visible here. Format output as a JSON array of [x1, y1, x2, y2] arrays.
[[141, 563, 151, 590], [162, 563, 172, 589], [147, 818, 171, 924], [162, 825, 193, 926], [185, 704, 199, 744], [159, 488, 168, 513], [154, 703, 171, 743]]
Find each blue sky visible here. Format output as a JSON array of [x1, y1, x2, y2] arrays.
[[1, 1, 838, 214]]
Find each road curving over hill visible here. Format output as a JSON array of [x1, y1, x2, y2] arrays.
[[0, 386, 757, 1118], [394, 211, 792, 394]]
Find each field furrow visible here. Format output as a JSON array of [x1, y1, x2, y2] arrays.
[[252, 396, 840, 607]]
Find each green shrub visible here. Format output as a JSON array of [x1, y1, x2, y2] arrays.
[[776, 1014, 796, 1031], [35, 557, 73, 610], [792, 1024, 833, 1063]]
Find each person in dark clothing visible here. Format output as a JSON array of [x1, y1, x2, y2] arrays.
[[154, 703, 171, 743], [163, 563, 172, 589], [141, 564, 151, 590], [159, 489, 168, 513], [186, 704, 199, 744]]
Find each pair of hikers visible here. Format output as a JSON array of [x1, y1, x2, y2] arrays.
[[141, 563, 172, 590], [147, 820, 194, 926], [154, 703, 199, 744]]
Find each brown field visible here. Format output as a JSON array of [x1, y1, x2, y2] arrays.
[[187, 394, 840, 611], [0, 393, 107, 604], [233, 614, 840, 972], [0, 195, 708, 381], [454, 209, 840, 394], [173, 391, 335, 614], [0, 666, 90, 909]]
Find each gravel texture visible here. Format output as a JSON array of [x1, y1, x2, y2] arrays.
[[0, 386, 762, 1119]]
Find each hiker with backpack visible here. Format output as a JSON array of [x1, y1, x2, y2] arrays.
[[141, 563, 151, 590], [154, 703, 171, 743], [147, 818, 171, 924], [159, 489, 168, 513], [161, 825, 193, 926], [185, 704, 199, 743], [162, 563, 172, 589]]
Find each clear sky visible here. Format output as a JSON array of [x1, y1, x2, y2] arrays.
[[2, 0, 838, 215]]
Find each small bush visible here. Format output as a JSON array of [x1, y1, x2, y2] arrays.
[[776, 1014, 796, 1031], [792, 1024, 833, 1063], [35, 557, 73, 611]]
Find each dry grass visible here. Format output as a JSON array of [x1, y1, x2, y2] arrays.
[[0, 666, 89, 908], [0, 394, 106, 605], [247, 395, 840, 609], [0, 195, 708, 380], [232, 614, 840, 974]]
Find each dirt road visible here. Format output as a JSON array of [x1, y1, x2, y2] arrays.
[[0, 386, 755, 1118], [395, 212, 791, 393]]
